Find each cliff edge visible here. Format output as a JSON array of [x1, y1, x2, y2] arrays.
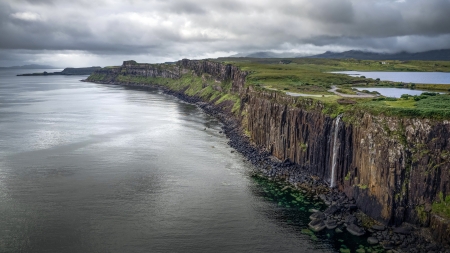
[[86, 59, 450, 247]]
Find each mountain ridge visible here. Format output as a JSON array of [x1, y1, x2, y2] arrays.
[[227, 49, 450, 61], [306, 49, 450, 61]]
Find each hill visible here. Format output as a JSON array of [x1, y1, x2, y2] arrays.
[[307, 49, 450, 61], [228, 51, 308, 58], [17, 67, 102, 76]]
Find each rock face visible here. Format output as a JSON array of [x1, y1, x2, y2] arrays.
[[87, 59, 450, 245], [178, 59, 247, 93], [243, 88, 450, 241]]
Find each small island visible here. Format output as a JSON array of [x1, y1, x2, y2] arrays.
[[17, 66, 102, 76]]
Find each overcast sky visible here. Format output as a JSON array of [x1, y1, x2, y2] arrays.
[[1, 0, 450, 67]]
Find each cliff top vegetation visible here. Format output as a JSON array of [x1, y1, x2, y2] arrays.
[[213, 58, 450, 119], [87, 58, 450, 119]]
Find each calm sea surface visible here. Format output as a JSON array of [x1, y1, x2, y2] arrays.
[[333, 71, 450, 84], [0, 70, 375, 253]]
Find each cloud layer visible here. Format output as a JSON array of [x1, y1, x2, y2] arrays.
[[1, 0, 450, 66]]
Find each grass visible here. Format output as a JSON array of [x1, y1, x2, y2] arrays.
[[216, 58, 450, 119], [415, 84, 450, 91], [432, 192, 450, 219], [335, 88, 357, 95], [344, 172, 351, 181], [352, 94, 450, 119], [86, 73, 108, 81], [90, 68, 244, 118], [88, 57, 450, 119], [215, 57, 450, 91]]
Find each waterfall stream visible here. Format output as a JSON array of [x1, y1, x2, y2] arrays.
[[330, 114, 342, 188]]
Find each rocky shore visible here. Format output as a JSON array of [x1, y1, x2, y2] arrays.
[[87, 79, 450, 253]]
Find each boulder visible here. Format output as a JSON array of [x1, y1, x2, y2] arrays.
[[309, 212, 325, 221], [345, 215, 357, 225], [372, 225, 386, 231], [308, 219, 326, 232], [324, 205, 339, 215], [393, 226, 412, 235], [367, 237, 379, 245], [381, 241, 395, 250], [325, 219, 338, 229], [347, 224, 365, 236]]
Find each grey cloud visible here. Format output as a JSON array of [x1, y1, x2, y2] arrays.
[[284, 0, 355, 24], [165, 1, 206, 14], [1, 0, 450, 67]]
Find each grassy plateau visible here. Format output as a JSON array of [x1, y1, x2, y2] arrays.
[[212, 58, 450, 119]]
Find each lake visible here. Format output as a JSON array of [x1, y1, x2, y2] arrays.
[[353, 87, 442, 98], [332, 71, 450, 84], [0, 70, 377, 252]]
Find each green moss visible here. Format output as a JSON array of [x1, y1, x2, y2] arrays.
[[340, 248, 351, 253], [298, 142, 308, 152], [441, 150, 450, 160], [86, 73, 108, 82], [344, 172, 351, 181], [411, 143, 430, 163], [416, 205, 428, 224], [357, 184, 368, 190], [432, 192, 450, 219]]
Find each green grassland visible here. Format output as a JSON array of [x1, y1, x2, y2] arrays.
[[212, 58, 450, 119], [216, 58, 450, 90], [88, 58, 450, 119], [111, 71, 243, 115]]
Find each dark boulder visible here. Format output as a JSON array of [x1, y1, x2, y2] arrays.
[[347, 223, 365, 236], [308, 219, 326, 232], [309, 212, 325, 221], [393, 226, 412, 235], [367, 237, 379, 245], [324, 205, 339, 215]]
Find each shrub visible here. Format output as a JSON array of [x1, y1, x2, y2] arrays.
[[421, 92, 438, 96], [400, 94, 410, 99]]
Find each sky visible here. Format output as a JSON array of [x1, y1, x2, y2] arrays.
[[1, 0, 450, 67]]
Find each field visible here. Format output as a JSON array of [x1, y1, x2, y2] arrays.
[[213, 58, 450, 119]]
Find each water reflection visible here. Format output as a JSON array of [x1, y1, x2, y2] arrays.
[[332, 71, 450, 85], [0, 70, 383, 252], [353, 87, 440, 98]]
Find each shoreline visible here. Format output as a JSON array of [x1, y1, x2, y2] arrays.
[[84, 79, 449, 252]]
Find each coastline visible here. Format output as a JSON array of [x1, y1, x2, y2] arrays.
[[83, 78, 449, 252]]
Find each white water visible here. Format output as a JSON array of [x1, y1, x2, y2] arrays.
[[330, 115, 342, 188]]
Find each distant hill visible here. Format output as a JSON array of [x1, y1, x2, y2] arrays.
[[306, 49, 450, 61], [229, 51, 309, 58], [0, 64, 58, 69], [17, 67, 102, 76]]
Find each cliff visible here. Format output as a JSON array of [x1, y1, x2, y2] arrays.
[[86, 59, 450, 246]]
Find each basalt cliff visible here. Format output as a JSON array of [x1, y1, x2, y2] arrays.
[[87, 59, 450, 246]]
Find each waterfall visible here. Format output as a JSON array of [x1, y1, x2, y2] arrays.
[[330, 114, 342, 188]]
